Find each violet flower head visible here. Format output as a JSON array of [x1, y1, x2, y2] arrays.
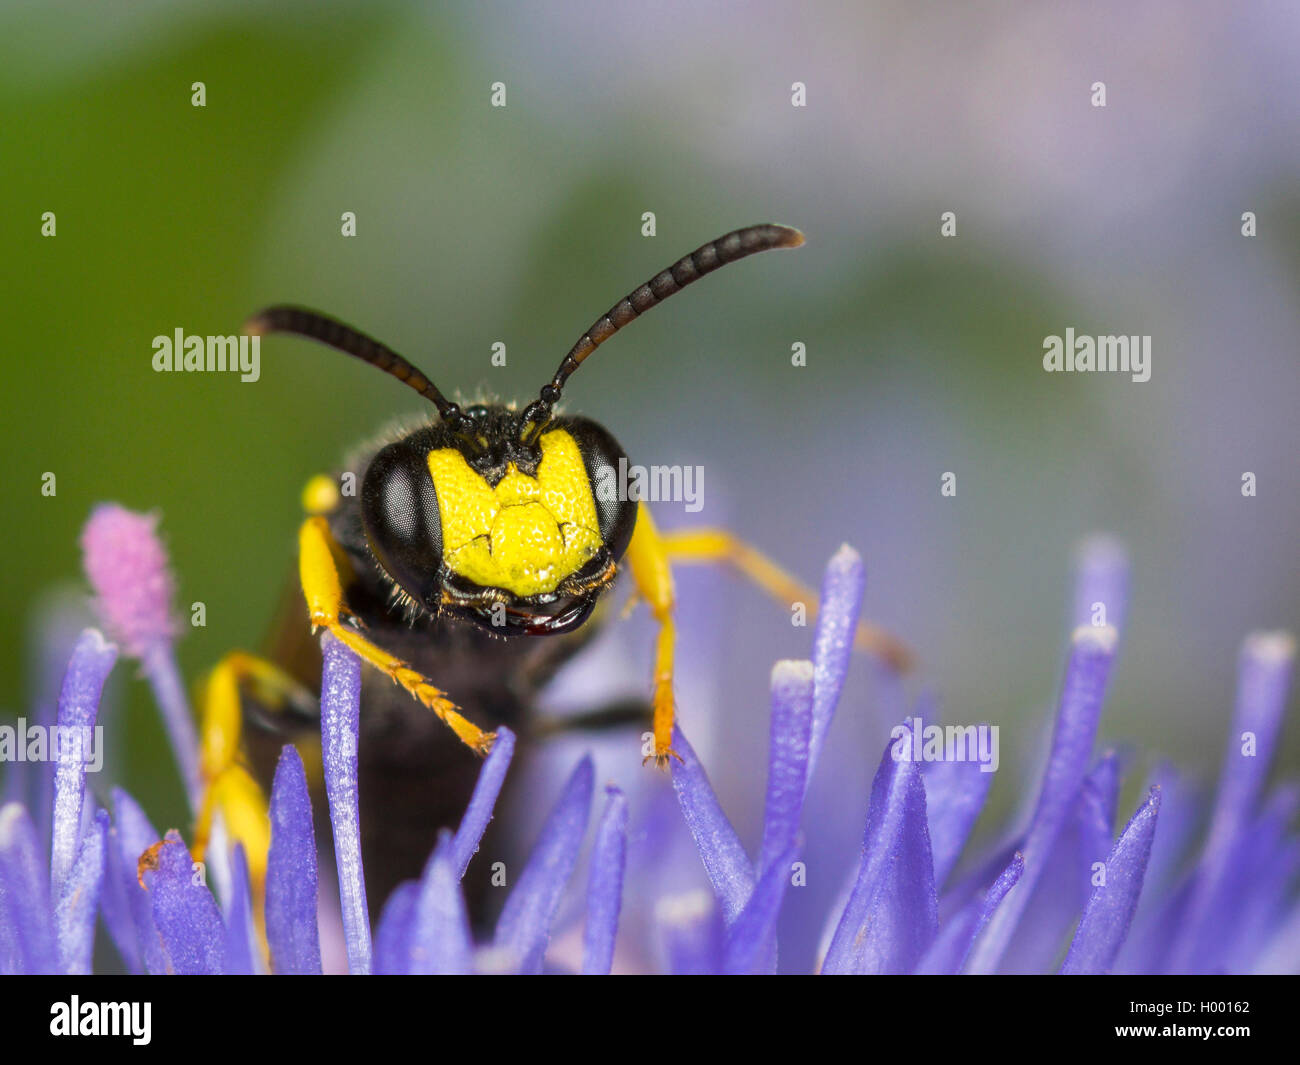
[[2, 504, 1297, 974], [651, 541, 1297, 975]]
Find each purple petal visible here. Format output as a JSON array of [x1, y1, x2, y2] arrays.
[[1173, 786, 1299, 974], [50, 629, 116, 897], [725, 840, 798, 975], [656, 890, 724, 975], [814, 868, 857, 971], [670, 725, 754, 923], [1212, 631, 1292, 823], [145, 830, 224, 975], [319, 633, 371, 975], [108, 790, 169, 972], [405, 834, 474, 975], [582, 786, 628, 976], [102, 789, 165, 974], [916, 853, 1024, 974], [139, 642, 202, 809], [1222, 789, 1300, 972], [494, 755, 593, 974], [807, 545, 866, 785], [1000, 750, 1121, 974], [265, 745, 322, 975], [1080, 751, 1120, 851], [10, 600, 86, 848], [373, 882, 418, 975], [965, 624, 1118, 973], [1072, 534, 1129, 634], [1167, 631, 1294, 973], [54, 808, 107, 974], [1251, 897, 1300, 974], [822, 723, 938, 974], [758, 660, 814, 876], [0, 803, 56, 974], [1112, 766, 1200, 974], [923, 757, 994, 889], [451, 727, 516, 878], [1062, 787, 1162, 974], [1132, 764, 1199, 901], [222, 844, 258, 975]]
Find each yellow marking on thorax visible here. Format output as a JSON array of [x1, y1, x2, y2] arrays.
[[301, 473, 340, 515], [426, 429, 603, 597]]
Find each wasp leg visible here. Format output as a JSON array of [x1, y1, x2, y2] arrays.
[[657, 527, 914, 672], [297, 515, 495, 755], [191, 651, 311, 889], [623, 503, 682, 768]]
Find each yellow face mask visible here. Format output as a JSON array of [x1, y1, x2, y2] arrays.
[[426, 429, 605, 598]]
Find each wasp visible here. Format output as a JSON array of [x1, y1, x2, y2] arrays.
[[192, 223, 911, 914]]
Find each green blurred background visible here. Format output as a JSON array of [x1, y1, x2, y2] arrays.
[[3, 2, 1298, 839]]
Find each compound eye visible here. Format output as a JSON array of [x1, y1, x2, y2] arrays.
[[565, 417, 637, 561], [361, 438, 444, 608]]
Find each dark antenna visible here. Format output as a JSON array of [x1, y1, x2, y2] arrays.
[[244, 306, 474, 434], [519, 223, 805, 443]]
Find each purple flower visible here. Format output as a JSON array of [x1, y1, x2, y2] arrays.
[[649, 542, 1296, 975], [1146, 631, 1296, 975], [374, 833, 472, 975], [581, 786, 629, 975], [1061, 787, 1161, 974], [2, 504, 1295, 974], [319, 633, 370, 974], [822, 718, 939, 974], [265, 746, 322, 975], [964, 624, 1120, 973], [1, 629, 116, 975]]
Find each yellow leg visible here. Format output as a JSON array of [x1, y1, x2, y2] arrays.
[[623, 503, 682, 768], [297, 515, 494, 755], [658, 528, 914, 672], [192, 651, 314, 884]]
